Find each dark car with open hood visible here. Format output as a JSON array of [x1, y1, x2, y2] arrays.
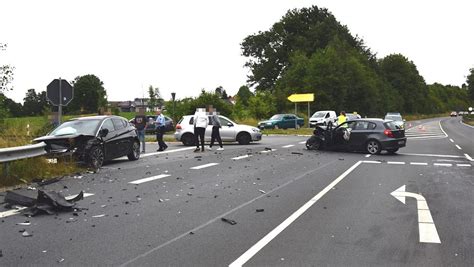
[[34, 115, 141, 169]]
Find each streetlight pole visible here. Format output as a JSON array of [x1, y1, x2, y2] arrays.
[[171, 92, 176, 122]]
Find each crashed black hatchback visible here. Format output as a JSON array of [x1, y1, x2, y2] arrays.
[[34, 115, 140, 168]]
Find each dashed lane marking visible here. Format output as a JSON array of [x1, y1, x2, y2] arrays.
[[387, 161, 405, 165], [129, 174, 171, 185], [433, 163, 452, 167], [455, 144, 462, 150], [299, 141, 306, 144], [282, 145, 295, 148], [361, 160, 381, 164], [232, 155, 251, 160], [190, 163, 219, 170], [141, 147, 196, 158], [465, 154, 473, 162], [449, 139, 454, 143], [398, 153, 464, 158], [410, 162, 428, 166], [457, 164, 472, 167]]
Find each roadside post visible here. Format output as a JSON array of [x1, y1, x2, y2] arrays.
[[287, 93, 315, 128], [47, 78, 74, 125], [171, 92, 176, 122]]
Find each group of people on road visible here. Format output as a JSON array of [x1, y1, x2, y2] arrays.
[[132, 105, 224, 154]]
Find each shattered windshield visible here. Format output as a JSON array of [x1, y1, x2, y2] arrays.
[[49, 120, 101, 136], [311, 111, 326, 118], [269, 115, 283, 120]]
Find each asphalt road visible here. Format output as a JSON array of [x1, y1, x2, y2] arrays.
[[0, 117, 472, 266]]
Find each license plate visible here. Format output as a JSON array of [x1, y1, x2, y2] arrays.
[[398, 141, 405, 145], [46, 158, 58, 164]]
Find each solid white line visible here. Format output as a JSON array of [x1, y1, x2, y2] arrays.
[[465, 154, 474, 162], [190, 163, 219, 170], [141, 147, 195, 158], [129, 174, 171, 185], [365, 154, 371, 158], [398, 153, 464, 158], [433, 163, 452, 167], [362, 160, 381, 164], [438, 120, 448, 137], [282, 145, 295, 148], [387, 161, 405, 165], [460, 120, 474, 129], [232, 155, 250, 160], [449, 139, 454, 143], [457, 164, 471, 167], [229, 161, 363, 267], [410, 162, 428, 166], [455, 145, 462, 150]]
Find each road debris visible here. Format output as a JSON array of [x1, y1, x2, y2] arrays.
[[5, 190, 84, 216], [22, 231, 33, 237], [92, 214, 106, 218], [256, 209, 264, 212], [16, 221, 31, 226], [291, 152, 304, 155], [258, 190, 266, 194], [221, 218, 237, 225]]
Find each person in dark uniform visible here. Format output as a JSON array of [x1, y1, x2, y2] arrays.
[[208, 106, 223, 151]]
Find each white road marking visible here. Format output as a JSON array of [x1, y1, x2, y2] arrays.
[[457, 164, 471, 167], [229, 161, 363, 267], [390, 185, 441, 244], [299, 141, 306, 144], [387, 161, 405, 165], [465, 154, 474, 162], [410, 162, 428, 166], [361, 160, 381, 164], [141, 147, 196, 158], [0, 192, 94, 219], [455, 145, 462, 150], [433, 163, 452, 167], [129, 174, 171, 185], [190, 163, 219, 170], [282, 145, 295, 148], [260, 149, 277, 153], [438, 120, 448, 137], [449, 138, 454, 143], [398, 153, 464, 158], [460, 120, 474, 129], [232, 155, 251, 160], [365, 154, 371, 158]]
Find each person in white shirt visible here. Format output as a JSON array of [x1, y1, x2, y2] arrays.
[[193, 108, 209, 152]]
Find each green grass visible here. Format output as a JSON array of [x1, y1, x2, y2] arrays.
[[403, 113, 449, 121], [462, 114, 474, 126]]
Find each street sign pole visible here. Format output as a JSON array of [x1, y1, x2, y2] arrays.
[[295, 103, 297, 129], [58, 77, 62, 124], [307, 102, 310, 128]]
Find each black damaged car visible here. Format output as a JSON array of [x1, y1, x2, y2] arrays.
[[34, 115, 141, 168], [306, 119, 406, 154]]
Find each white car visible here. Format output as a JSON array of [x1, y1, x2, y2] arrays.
[[174, 115, 262, 146], [309, 110, 337, 127]]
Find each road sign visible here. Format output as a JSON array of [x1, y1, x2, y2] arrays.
[[47, 79, 73, 106], [391, 185, 441, 244], [287, 93, 314, 103]]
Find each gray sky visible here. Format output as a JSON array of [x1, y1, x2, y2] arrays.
[[2, 0, 473, 103]]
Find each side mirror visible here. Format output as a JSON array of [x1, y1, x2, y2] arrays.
[[99, 128, 109, 137], [227, 123, 234, 127]]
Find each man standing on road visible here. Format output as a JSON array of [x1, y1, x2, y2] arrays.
[[193, 108, 208, 152], [208, 106, 224, 151], [134, 108, 147, 153], [155, 109, 168, 151], [337, 111, 347, 126]]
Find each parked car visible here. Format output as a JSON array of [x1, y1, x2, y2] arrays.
[[450, 111, 458, 117], [258, 114, 304, 129], [346, 113, 362, 121], [129, 115, 174, 133], [306, 118, 406, 154], [175, 115, 262, 146], [34, 115, 140, 168], [384, 113, 405, 129], [309, 110, 337, 127]]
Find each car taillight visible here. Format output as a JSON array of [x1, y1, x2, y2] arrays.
[[384, 129, 394, 138], [176, 124, 182, 130]]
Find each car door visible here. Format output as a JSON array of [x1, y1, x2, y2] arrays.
[[99, 119, 117, 159], [332, 121, 356, 149], [218, 116, 237, 141], [347, 121, 369, 150], [112, 118, 132, 157], [285, 115, 297, 128]]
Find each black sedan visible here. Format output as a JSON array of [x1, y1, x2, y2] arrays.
[[306, 119, 406, 154], [34, 115, 140, 168]]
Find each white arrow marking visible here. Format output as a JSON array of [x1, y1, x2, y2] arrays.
[[390, 185, 441, 244]]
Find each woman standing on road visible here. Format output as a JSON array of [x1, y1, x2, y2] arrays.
[[208, 106, 224, 151], [193, 108, 208, 152]]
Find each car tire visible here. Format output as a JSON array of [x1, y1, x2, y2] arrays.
[[237, 132, 251, 145], [87, 145, 105, 169], [181, 133, 195, 146], [386, 148, 399, 154], [127, 140, 140, 161], [306, 136, 321, 150], [366, 140, 382, 155]]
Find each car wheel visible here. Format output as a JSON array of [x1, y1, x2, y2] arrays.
[[306, 136, 321, 150], [127, 140, 140, 161], [88, 146, 105, 169], [237, 132, 251, 145], [387, 148, 399, 154], [366, 140, 382, 155], [181, 133, 195, 146]]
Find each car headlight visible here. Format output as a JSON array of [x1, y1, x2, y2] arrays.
[[252, 128, 260, 133]]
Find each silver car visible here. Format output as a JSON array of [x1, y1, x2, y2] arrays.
[[174, 115, 262, 146]]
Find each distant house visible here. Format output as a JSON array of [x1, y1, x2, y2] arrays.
[[134, 98, 164, 112], [108, 101, 134, 112], [226, 96, 236, 105]]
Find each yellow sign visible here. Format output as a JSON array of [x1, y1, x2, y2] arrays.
[[287, 93, 314, 103]]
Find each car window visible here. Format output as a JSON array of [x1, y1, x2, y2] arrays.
[[368, 122, 377, 130], [112, 118, 125, 130], [50, 119, 101, 136], [219, 117, 232, 126], [325, 113, 330, 118], [189, 117, 194, 125], [354, 121, 369, 130], [384, 121, 402, 130], [101, 119, 115, 132]]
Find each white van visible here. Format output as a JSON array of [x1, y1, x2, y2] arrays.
[[309, 110, 337, 127]]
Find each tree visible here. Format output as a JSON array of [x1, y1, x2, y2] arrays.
[[467, 68, 474, 102], [215, 86, 223, 97], [22, 89, 48, 116], [68, 74, 107, 114], [236, 85, 253, 107], [0, 43, 14, 93], [221, 90, 228, 100], [3, 96, 23, 117]]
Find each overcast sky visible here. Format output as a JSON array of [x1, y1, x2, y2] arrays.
[[2, 0, 473, 103]]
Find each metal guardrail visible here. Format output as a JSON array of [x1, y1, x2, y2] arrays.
[[0, 142, 47, 177]]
